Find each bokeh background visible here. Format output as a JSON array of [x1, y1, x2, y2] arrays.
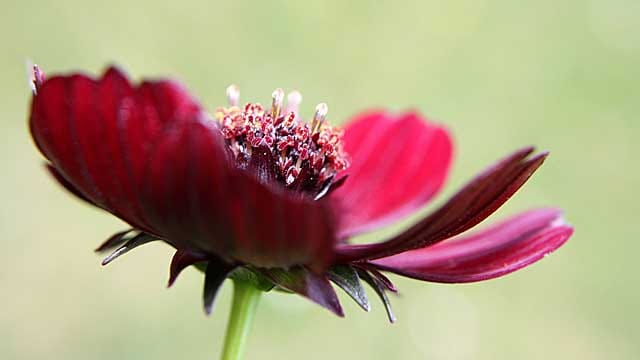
[[1, 1, 638, 359]]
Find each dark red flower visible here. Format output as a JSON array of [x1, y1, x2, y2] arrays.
[[29, 66, 573, 320]]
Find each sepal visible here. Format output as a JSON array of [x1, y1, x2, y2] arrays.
[[230, 267, 275, 292], [260, 267, 344, 317], [203, 259, 237, 315], [100, 232, 156, 265], [95, 229, 134, 252], [168, 250, 210, 287], [328, 265, 370, 312], [357, 269, 396, 323]]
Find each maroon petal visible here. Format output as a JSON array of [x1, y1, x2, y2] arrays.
[[261, 267, 344, 317], [46, 164, 96, 207], [29, 67, 206, 235], [331, 110, 453, 238], [337, 147, 546, 261], [370, 208, 573, 283], [141, 120, 338, 270]]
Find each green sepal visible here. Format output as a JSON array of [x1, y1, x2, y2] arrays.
[[328, 265, 371, 312], [195, 263, 275, 292], [230, 266, 275, 292], [358, 269, 396, 323]]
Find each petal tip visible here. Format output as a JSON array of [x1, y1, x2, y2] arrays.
[[521, 145, 536, 154], [534, 151, 550, 160], [102, 65, 130, 82]]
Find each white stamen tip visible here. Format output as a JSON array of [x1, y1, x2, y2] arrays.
[[226, 84, 240, 106], [286, 90, 302, 113], [315, 103, 328, 120], [272, 88, 285, 104], [271, 88, 285, 118], [312, 103, 328, 133], [27, 60, 44, 95]]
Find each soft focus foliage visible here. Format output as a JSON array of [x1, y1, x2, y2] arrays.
[[1, 1, 638, 359]]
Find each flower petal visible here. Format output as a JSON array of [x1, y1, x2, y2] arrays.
[[337, 147, 546, 261], [370, 208, 573, 283], [46, 164, 96, 207], [29, 67, 206, 234], [332, 110, 453, 238], [141, 120, 338, 270]]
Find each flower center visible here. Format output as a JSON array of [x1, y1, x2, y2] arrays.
[[215, 86, 350, 198]]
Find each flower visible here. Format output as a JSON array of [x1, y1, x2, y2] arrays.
[[28, 66, 573, 321]]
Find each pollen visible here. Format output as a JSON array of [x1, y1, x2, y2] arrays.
[[215, 86, 350, 195]]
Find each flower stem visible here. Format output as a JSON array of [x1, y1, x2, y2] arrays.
[[220, 279, 262, 360]]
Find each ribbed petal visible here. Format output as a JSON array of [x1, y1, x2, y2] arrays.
[[141, 120, 338, 270], [332, 110, 453, 238], [30, 67, 338, 270], [370, 208, 573, 283], [29, 67, 205, 234], [337, 147, 546, 261], [46, 164, 96, 207]]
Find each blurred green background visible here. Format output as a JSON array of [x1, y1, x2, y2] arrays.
[[1, 0, 638, 359]]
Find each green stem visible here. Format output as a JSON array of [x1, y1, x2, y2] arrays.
[[220, 279, 262, 360]]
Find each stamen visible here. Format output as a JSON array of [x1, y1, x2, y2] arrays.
[[216, 87, 349, 196], [285, 90, 302, 114], [271, 88, 284, 119], [311, 103, 328, 134], [30, 64, 45, 95], [226, 84, 240, 106]]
